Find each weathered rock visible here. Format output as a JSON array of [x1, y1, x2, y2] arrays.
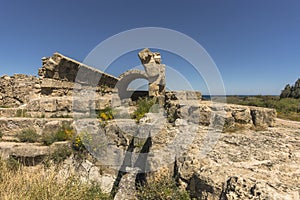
[[0, 74, 40, 107], [138, 48, 166, 103], [113, 167, 139, 200], [250, 107, 276, 127], [166, 91, 202, 101], [38, 52, 119, 87], [58, 155, 116, 193], [0, 141, 70, 165], [0, 50, 294, 199], [0, 117, 73, 135], [166, 99, 276, 128], [175, 120, 300, 199]]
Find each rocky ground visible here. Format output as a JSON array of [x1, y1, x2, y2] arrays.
[[172, 118, 300, 199], [0, 53, 299, 199]]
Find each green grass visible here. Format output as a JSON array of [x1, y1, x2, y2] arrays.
[[0, 157, 111, 200], [17, 128, 40, 143], [0, 156, 192, 200], [15, 109, 27, 117], [41, 123, 74, 146], [224, 96, 300, 121], [136, 177, 190, 200], [132, 97, 158, 122]]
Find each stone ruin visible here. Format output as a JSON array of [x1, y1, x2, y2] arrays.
[[115, 48, 166, 105], [0, 49, 277, 137], [38, 52, 118, 87], [138, 48, 166, 104], [1, 49, 297, 200]]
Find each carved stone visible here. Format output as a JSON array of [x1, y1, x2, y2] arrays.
[[138, 48, 166, 103]]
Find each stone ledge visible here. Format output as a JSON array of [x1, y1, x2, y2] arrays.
[[38, 52, 119, 88]]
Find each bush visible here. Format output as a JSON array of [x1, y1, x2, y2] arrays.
[[72, 131, 92, 152], [16, 109, 27, 117], [98, 107, 114, 121], [136, 177, 190, 200], [72, 135, 85, 151], [15, 109, 27, 117], [17, 128, 40, 143], [132, 97, 157, 122], [41, 123, 74, 146], [5, 157, 21, 171], [49, 145, 72, 164]]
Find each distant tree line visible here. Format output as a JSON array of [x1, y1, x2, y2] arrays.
[[280, 78, 300, 99]]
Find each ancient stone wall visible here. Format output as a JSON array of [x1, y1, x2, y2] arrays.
[[0, 74, 40, 107], [38, 52, 119, 88], [165, 91, 276, 128]]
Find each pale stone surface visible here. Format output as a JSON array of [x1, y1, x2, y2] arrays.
[[148, 119, 300, 199], [0, 141, 69, 160], [0, 117, 73, 135], [0, 74, 40, 107], [138, 48, 166, 102], [38, 52, 119, 87], [0, 51, 294, 199], [165, 96, 276, 128], [113, 167, 139, 200]]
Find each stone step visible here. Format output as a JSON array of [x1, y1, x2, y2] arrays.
[[1, 135, 20, 142], [0, 117, 73, 136], [0, 141, 70, 165], [25, 95, 112, 114], [0, 108, 26, 118]]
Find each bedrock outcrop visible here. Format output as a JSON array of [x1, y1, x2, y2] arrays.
[[147, 118, 300, 199], [0, 51, 294, 199]]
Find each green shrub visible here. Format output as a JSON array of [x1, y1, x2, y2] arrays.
[[72, 131, 92, 152], [82, 184, 112, 200], [41, 123, 74, 146], [41, 132, 57, 146], [136, 177, 190, 200], [49, 145, 72, 164], [17, 128, 40, 143], [72, 135, 85, 151], [15, 109, 27, 117], [132, 97, 157, 122], [6, 157, 21, 171], [98, 107, 114, 121]]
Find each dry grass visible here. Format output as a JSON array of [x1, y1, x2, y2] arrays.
[[0, 158, 111, 200]]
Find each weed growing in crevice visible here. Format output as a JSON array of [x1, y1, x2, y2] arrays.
[[17, 128, 40, 143]]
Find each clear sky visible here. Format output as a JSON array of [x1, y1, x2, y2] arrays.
[[0, 0, 299, 95]]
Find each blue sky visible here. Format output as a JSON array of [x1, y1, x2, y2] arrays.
[[0, 0, 299, 95]]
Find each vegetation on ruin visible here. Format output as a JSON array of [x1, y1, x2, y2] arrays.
[[41, 123, 75, 145], [15, 109, 27, 117], [98, 107, 115, 121], [17, 128, 40, 143], [0, 155, 192, 200], [136, 177, 190, 200], [132, 97, 157, 122], [47, 145, 73, 164]]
